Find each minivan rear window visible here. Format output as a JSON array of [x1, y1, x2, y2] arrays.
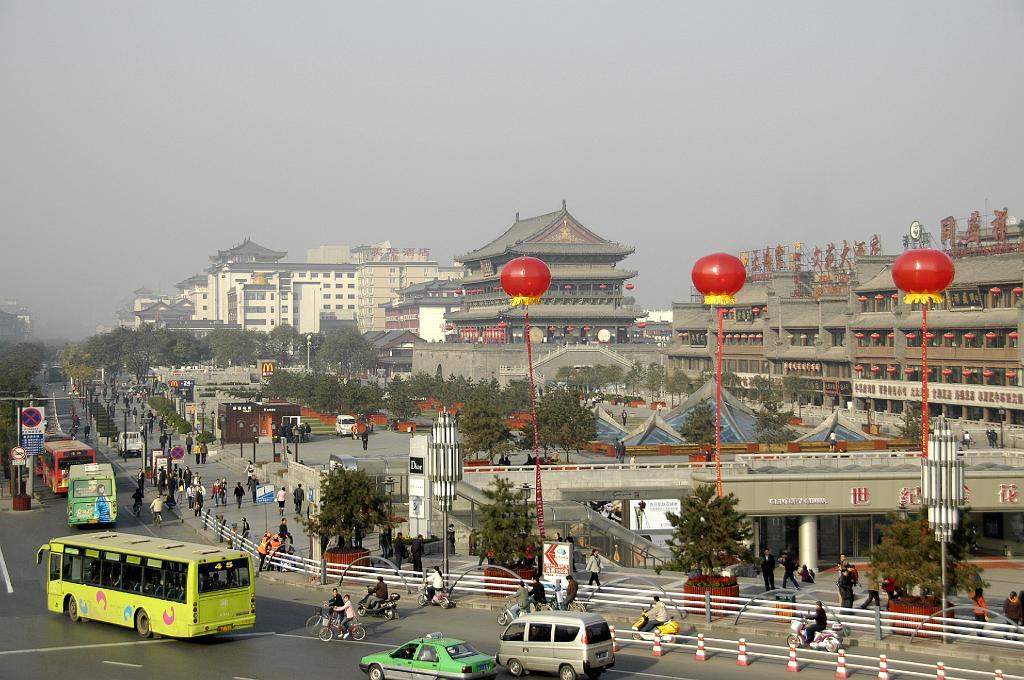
[[554, 624, 579, 643], [585, 621, 612, 643]]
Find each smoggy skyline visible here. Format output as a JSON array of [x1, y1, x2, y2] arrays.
[[2, 1, 1022, 339]]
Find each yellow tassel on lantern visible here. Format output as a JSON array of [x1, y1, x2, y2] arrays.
[[902, 292, 944, 304], [703, 293, 737, 305], [508, 295, 543, 307]]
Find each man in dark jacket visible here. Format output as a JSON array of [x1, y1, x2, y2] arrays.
[[804, 601, 827, 643], [411, 534, 424, 573], [530, 577, 547, 609], [837, 568, 855, 609], [393, 532, 407, 568], [781, 551, 799, 589], [760, 548, 776, 591]]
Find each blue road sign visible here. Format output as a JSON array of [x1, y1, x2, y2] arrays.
[[169, 446, 186, 460], [19, 432, 44, 455], [256, 484, 276, 504], [20, 407, 43, 429]]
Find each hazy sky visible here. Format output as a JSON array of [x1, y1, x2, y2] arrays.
[[2, 1, 1022, 339]]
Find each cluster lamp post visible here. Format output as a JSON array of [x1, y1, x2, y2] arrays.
[[429, 410, 463, 576]]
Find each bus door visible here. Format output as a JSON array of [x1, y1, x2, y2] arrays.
[[36, 544, 63, 602]]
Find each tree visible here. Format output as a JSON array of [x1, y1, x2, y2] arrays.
[[302, 467, 390, 551], [262, 324, 300, 367], [535, 389, 596, 460], [207, 328, 261, 367], [643, 362, 667, 403], [665, 370, 691, 407], [867, 509, 984, 603], [319, 328, 378, 377], [678, 400, 716, 445], [460, 401, 514, 462], [385, 376, 418, 421], [899, 403, 922, 441], [59, 343, 97, 390], [479, 477, 536, 567], [753, 381, 795, 444], [0, 341, 45, 455], [122, 325, 163, 382], [624, 362, 646, 397], [664, 484, 753, 575]]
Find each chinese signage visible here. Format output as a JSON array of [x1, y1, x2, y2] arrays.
[[851, 487, 870, 506], [689, 330, 708, 347], [853, 380, 1024, 410], [541, 541, 572, 585], [947, 288, 982, 309], [768, 497, 828, 506], [19, 406, 45, 455]]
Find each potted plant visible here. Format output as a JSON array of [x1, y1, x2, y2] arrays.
[[663, 484, 752, 613], [302, 467, 390, 569], [867, 509, 984, 635], [478, 477, 538, 596]]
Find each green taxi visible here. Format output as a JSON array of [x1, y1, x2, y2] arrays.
[[359, 632, 498, 680]]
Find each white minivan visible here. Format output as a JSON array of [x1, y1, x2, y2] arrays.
[[119, 431, 144, 457], [496, 611, 615, 680], [335, 414, 356, 437]]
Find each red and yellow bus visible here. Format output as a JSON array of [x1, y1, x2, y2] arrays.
[[38, 440, 97, 495]]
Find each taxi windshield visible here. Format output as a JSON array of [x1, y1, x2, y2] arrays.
[[446, 643, 480, 659]]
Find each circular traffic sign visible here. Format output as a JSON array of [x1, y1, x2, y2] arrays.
[[20, 408, 42, 428], [10, 446, 26, 461], [169, 446, 186, 460]]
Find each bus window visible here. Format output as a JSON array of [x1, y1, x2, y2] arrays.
[[198, 560, 251, 592], [49, 554, 61, 582], [101, 559, 121, 589], [84, 556, 102, 586], [122, 562, 142, 593], [62, 553, 83, 583], [143, 567, 163, 595]]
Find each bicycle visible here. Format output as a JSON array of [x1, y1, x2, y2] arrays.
[[305, 603, 331, 635], [152, 512, 162, 528], [133, 501, 142, 518], [318, 610, 366, 642]]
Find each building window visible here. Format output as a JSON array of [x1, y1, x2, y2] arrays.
[[347, 294, 355, 299], [323, 305, 331, 310], [324, 283, 331, 288], [202, 293, 208, 299], [282, 307, 289, 313], [347, 273, 355, 278], [348, 283, 355, 288], [348, 305, 355, 309], [202, 305, 208, 311], [311, 273, 318, 278], [335, 294, 343, 299], [336, 305, 345, 310]]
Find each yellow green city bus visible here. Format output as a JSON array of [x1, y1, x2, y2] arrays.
[[37, 533, 256, 638], [67, 463, 117, 526]]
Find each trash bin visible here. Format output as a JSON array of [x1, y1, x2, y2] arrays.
[[775, 593, 796, 621]]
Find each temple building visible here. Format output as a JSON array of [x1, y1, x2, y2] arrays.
[[447, 202, 643, 344]]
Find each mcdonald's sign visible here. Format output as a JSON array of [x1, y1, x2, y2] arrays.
[[261, 361, 276, 378]]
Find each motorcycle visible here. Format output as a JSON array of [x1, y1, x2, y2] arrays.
[[417, 586, 455, 609], [631, 610, 681, 643], [357, 592, 401, 620], [787, 618, 845, 653]]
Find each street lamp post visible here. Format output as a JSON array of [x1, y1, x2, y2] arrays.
[[998, 409, 1005, 448], [921, 417, 964, 644], [122, 406, 128, 460], [237, 420, 245, 458], [520, 483, 532, 538], [429, 411, 463, 576], [251, 424, 258, 465], [142, 416, 151, 471], [306, 334, 312, 371], [200, 401, 207, 433], [384, 476, 396, 522]]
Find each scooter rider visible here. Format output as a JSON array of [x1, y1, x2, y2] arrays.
[[804, 601, 827, 644], [640, 595, 668, 632], [363, 576, 388, 611], [425, 566, 445, 602], [510, 581, 530, 617]]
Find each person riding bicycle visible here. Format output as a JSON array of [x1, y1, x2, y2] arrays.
[[131, 487, 145, 515], [565, 574, 579, 609], [362, 576, 388, 612], [425, 566, 445, 602], [530, 577, 547, 610], [149, 495, 164, 525], [327, 587, 345, 609], [334, 593, 356, 637], [804, 601, 827, 644]]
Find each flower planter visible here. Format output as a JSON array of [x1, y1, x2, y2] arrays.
[[888, 599, 944, 638], [325, 547, 371, 580], [483, 566, 535, 598], [464, 460, 491, 468], [683, 581, 740, 617]]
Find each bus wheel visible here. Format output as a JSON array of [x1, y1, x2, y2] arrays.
[[135, 609, 153, 638], [67, 596, 80, 622]]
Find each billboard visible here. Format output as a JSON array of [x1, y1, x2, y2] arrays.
[[627, 498, 681, 532]]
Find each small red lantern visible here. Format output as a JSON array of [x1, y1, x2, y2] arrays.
[[990, 286, 1002, 294], [887, 332, 895, 340], [563, 284, 574, 290], [983, 370, 994, 378], [598, 283, 607, 290], [890, 293, 899, 300], [870, 365, 881, 373], [500, 256, 551, 306], [870, 332, 881, 340], [855, 332, 865, 339], [905, 367, 916, 374], [942, 369, 953, 376], [583, 325, 591, 332], [1014, 287, 1024, 296], [857, 295, 868, 303], [854, 364, 863, 372], [886, 366, 897, 373], [690, 253, 746, 305], [963, 369, 974, 376], [498, 321, 508, 329], [625, 282, 635, 290], [943, 332, 955, 340], [905, 332, 917, 340], [924, 332, 934, 340], [755, 333, 763, 340], [566, 325, 575, 332], [1010, 331, 1019, 340], [1008, 370, 1018, 379], [454, 288, 463, 295], [874, 294, 884, 301], [680, 331, 689, 338], [637, 321, 647, 329], [964, 332, 976, 341], [891, 248, 955, 303], [985, 331, 997, 341]]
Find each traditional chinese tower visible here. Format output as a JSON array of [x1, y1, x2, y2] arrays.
[[448, 202, 642, 343]]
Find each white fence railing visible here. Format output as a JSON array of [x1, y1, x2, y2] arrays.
[[200, 511, 1024, 654]]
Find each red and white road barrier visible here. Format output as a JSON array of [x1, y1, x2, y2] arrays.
[[610, 626, 620, 652], [936, 662, 945, 680], [786, 642, 800, 672], [651, 629, 664, 657], [695, 633, 707, 662], [878, 654, 890, 680], [994, 671, 1003, 680], [736, 638, 750, 666], [834, 649, 848, 679]]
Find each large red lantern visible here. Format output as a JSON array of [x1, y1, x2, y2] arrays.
[[501, 256, 551, 306], [690, 253, 747, 305], [891, 249, 955, 304]]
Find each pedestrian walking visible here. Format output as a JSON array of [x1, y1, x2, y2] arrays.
[[185, 434, 194, 456], [194, 484, 205, 517], [780, 551, 799, 589], [249, 475, 258, 504], [276, 487, 287, 516], [859, 572, 882, 609], [200, 442, 208, 464], [211, 479, 221, 507], [380, 526, 392, 559], [620, 409, 627, 427], [837, 567, 855, 609], [158, 468, 167, 496], [971, 587, 988, 636], [234, 482, 245, 508], [361, 427, 369, 450], [219, 478, 227, 506], [1003, 591, 1022, 626], [183, 467, 192, 491], [193, 441, 201, 464], [586, 548, 602, 586], [393, 531, 407, 568], [760, 548, 776, 591], [616, 440, 625, 464], [447, 523, 456, 555], [293, 484, 304, 514], [137, 468, 145, 491], [186, 483, 195, 509], [411, 534, 424, 573]]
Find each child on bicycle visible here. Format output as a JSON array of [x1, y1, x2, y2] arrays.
[[335, 593, 356, 638]]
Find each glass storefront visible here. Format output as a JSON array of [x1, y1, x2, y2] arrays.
[[754, 514, 890, 564]]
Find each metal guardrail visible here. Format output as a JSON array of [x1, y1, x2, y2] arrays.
[[199, 511, 1024, 653]]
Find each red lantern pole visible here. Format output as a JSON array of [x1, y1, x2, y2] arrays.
[[524, 308, 545, 536], [715, 306, 725, 497], [921, 304, 929, 458]]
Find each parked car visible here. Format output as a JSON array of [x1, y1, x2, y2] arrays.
[[335, 414, 357, 437]]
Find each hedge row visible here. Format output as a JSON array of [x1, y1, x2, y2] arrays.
[[148, 396, 193, 435], [91, 399, 119, 440]]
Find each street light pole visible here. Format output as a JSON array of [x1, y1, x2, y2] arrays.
[[306, 334, 312, 371], [251, 425, 258, 465], [429, 411, 463, 577], [237, 420, 244, 458], [200, 401, 206, 433]]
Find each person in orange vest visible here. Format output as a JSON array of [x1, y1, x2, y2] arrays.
[[267, 534, 283, 572], [257, 533, 272, 572]]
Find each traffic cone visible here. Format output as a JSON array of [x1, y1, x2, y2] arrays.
[[878, 654, 889, 680], [651, 629, 664, 657], [695, 633, 707, 662], [736, 638, 750, 666], [787, 642, 800, 672], [936, 662, 945, 680], [610, 626, 620, 652], [835, 649, 848, 679]]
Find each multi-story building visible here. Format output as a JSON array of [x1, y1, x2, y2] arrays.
[[669, 219, 1024, 428], [383, 278, 464, 342], [447, 202, 643, 344], [0, 299, 32, 337], [358, 261, 463, 332]]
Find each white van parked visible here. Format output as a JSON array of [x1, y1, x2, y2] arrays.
[[496, 611, 615, 680], [335, 414, 357, 437], [119, 430, 144, 458]]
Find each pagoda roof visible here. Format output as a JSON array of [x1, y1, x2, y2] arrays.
[[210, 239, 287, 264], [795, 411, 870, 442], [176, 273, 208, 290], [663, 379, 758, 443], [456, 205, 633, 263], [461, 265, 636, 284], [447, 304, 642, 322], [855, 252, 1024, 293]]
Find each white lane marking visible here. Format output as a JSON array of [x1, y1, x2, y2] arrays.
[[0, 639, 173, 656], [274, 633, 393, 648], [103, 661, 143, 668], [0, 544, 13, 594], [234, 677, 259, 680], [608, 671, 703, 680]]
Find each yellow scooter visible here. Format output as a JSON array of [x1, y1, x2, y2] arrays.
[[631, 610, 681, 643]]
